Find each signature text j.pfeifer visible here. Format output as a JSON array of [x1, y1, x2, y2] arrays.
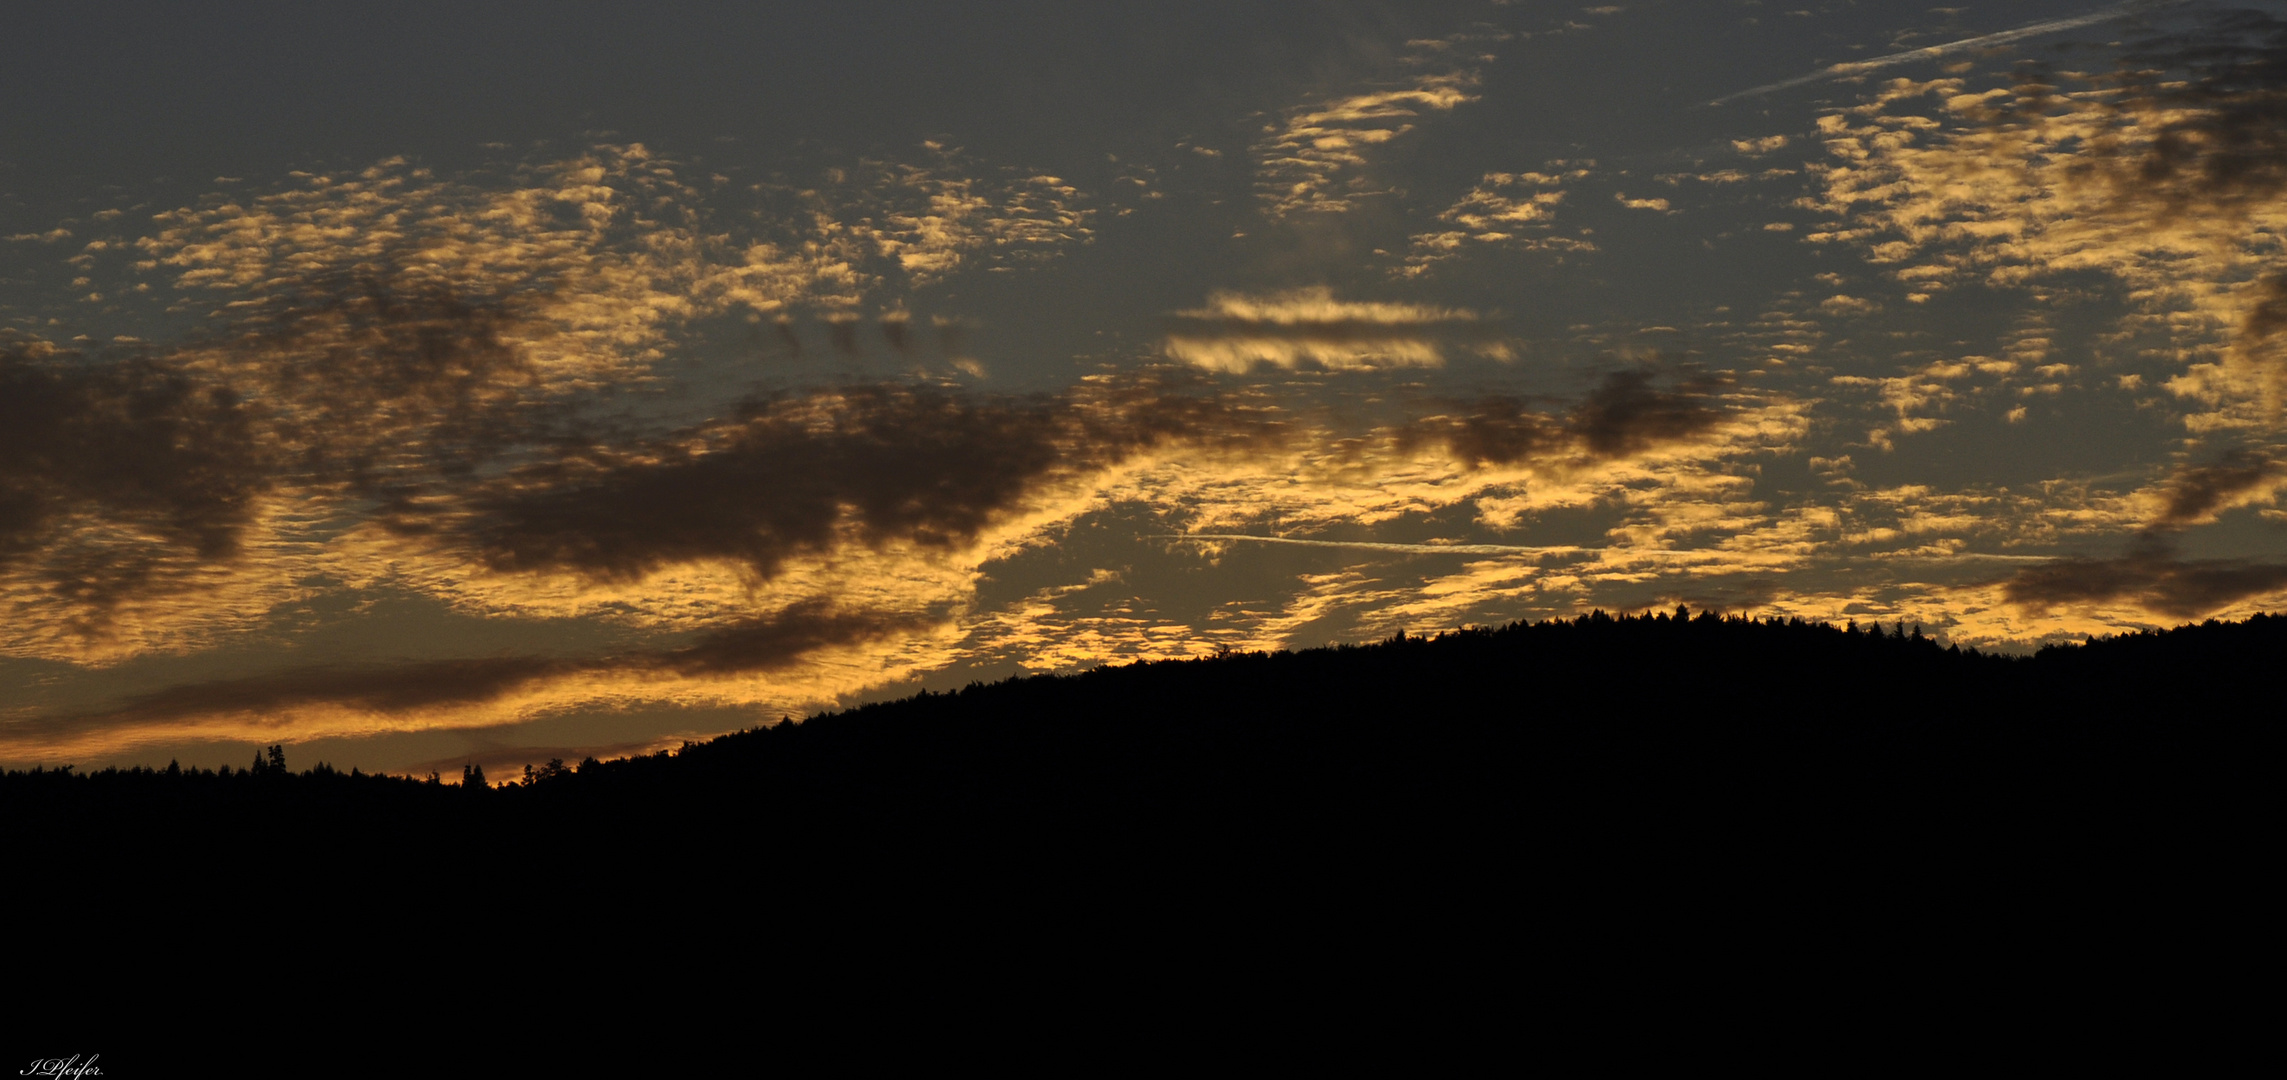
[[22, 1057, 101, 1079]]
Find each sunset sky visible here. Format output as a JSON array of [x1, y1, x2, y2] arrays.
[[5, 0, 2284, 775]]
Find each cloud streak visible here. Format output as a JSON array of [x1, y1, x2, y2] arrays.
[[1163, 287, 1486, 371], [1163, 534, 1583, 557], [1711, 3, 2160, 105]]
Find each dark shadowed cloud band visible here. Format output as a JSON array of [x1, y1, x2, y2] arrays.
[[2003, 544, 2287, 618]]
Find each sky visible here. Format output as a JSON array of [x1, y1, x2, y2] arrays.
[[5, 0, 2285, 775]]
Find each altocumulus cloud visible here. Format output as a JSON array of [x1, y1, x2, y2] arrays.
[[1789, 10, 2287, 626], [0, 140, 1113, 664], [1807, 14, 2287, 427]]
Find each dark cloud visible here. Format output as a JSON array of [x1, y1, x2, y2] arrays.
[[2232, 271, 2287, 390], [2002, 543, 2287, 619], [2238, 270, 2287, 344], [461, 388, 1059, 581], [1403, 395, 1560, 467], [0, 343, 270, 602], [38, 601, 939, 741], [661, 602, 940, 676], [880, 315, 910, 353], [0, 265, 591, 645], [2101, 11, 2287, 215], [219, 273, 549, 493], [2157, 449, 2278, 525], [451, 373, 1276, 583], [1568, 370, 1726, 458], [69, 656, 575, 730], [1399, 369, 1727, 467], [13, 268, 560, 527], [774, 315, 803, 357]]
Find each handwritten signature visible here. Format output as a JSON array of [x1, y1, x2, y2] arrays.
[[22, 1058, 100, 1079]]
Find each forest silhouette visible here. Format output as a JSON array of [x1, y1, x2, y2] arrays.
[[10, 609, 2275, 875], [11, 604, 2277, 1018]]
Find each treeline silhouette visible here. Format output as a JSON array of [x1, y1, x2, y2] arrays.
[[12, 606, 2276, 1002], [10, 609, 2275, 869]]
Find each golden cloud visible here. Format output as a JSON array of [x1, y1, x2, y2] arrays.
[[1253, 33, 1500, 219], [1162, 287, 1483, 371]]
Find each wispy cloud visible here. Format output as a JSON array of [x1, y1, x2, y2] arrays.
[[1254, 33, 1502, 218], [1711, 3, 2162, 105]]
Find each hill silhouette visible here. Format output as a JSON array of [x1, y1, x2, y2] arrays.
[[9, 606, 2276, 997], [11, 608, 2274, 867]]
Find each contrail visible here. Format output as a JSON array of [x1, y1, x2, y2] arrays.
[[1887, 552, 2063, 564], [1159, 534, 1582, 557], [1710, 2, 2164, 106]]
